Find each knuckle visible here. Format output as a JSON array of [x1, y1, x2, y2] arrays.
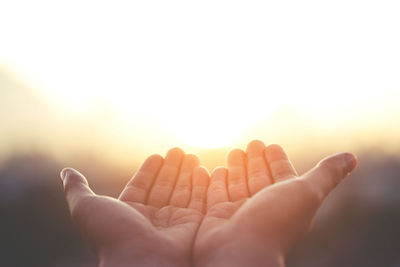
[[131, 179, 148, 191], [248, 168, 267, 179], [155, 178, 173, 187], [70, 195, 97, 223], [228, 176, 245, 185], [209, 185, 224, 194], [209, 180, 226, 191], [322, 158, 342, 174], [175, 183, 191, 192], [273, 170, 295, 181], [294, 179, 323, 202]]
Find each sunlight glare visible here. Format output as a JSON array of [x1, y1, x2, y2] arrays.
[[104, 87, 279, 148], [1, 0, 399, 149]]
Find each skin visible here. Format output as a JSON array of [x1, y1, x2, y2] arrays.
[[60, 140, 357, 267], [60, 148, 209, 267], [193, 140, 358, 267]]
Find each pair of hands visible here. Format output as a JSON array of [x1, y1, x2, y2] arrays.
[[60, 140, 357, 267]]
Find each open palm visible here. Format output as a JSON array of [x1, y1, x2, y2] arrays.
[[194, 140, 357, 267], [61, 148, 209, 267]]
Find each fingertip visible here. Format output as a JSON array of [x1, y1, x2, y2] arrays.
[[164, 147, 185, 165], [265, 143, 283, 150], [246, 140, 266, 157], [61, 167, 88, 185], [60, 168, 69, 181], [227, 149, 246, 166], [144, 154, 164, 168], [178, 154, 200, 175], [139, 154, 164, 174], [304, 152, 358, 200], [228, 148, 245, 157], [167, 147, 185, 156], [212, 166, 227, 177], [319, 152, 358, 176], [186, 153, 200, 166], [264, 144, 286, 160], [196, 165, 210, 174], [194, 166, 210, 185], [343, 153, 358, 174], [148, 153, 164, 163], [60, 167, 81, 182], [246, 139, 266, 150], [60, 167, 94, 205]]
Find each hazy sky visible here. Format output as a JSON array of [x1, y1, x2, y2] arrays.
[[1, 1, 399, 167]]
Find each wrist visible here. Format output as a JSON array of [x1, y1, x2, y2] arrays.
[[100, 256, 186, 267], [98, 245, 190, 267], [195, 240, 284, 267]]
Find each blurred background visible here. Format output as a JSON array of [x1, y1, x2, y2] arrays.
[[1, 1, 400, 266]]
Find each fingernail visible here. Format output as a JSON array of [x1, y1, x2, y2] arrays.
[[60, 168, 69, 181], [344, 153, 357, 174]]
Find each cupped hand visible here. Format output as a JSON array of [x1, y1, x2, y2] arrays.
[[60, 148, 209, 267], [194, 140, 357, 267]]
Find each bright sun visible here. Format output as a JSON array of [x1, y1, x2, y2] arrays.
[[161, 102, 252, 148], [164, 118, 245, 148], [104, 89, 277, 148]]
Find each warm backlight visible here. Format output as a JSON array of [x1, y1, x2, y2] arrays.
[[1, 1, 399, 150]]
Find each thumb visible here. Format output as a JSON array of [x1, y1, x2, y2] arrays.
[[60, 168, 95, 216], [303, 153, 358, 199]]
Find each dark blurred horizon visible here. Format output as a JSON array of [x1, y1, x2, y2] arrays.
[[1, 149, 400, 266]]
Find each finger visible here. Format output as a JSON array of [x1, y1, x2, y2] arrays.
[[119, 154, 164, 203], [147, 148, 184, 208], [246, 140, 272, 195], [303, 153, 357, 200], [227, 149, 249, 201], [169, 154, 200, 207], [264, 144, 297, 183], [207, 167, 228, 209], [188, 167, 209, 212], [60, 168, 95, 216]]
